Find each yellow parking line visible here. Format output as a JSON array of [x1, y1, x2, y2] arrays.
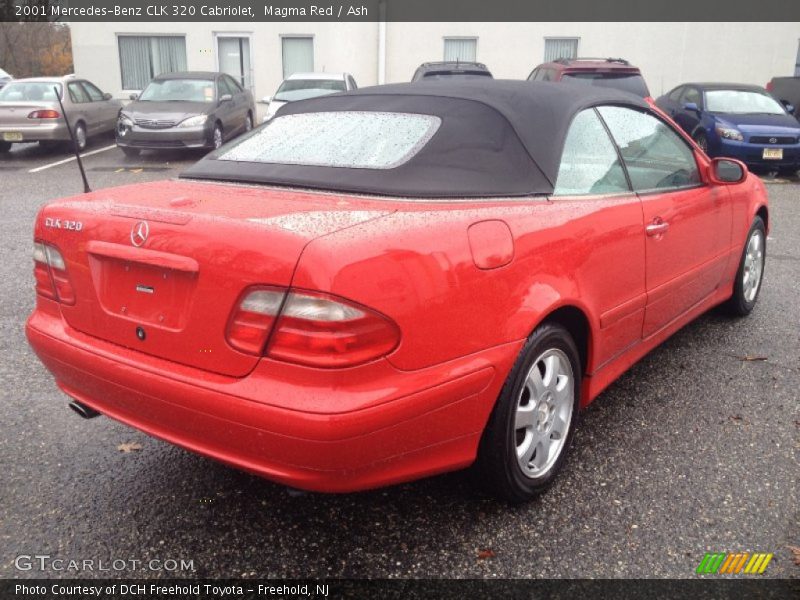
[[28, 144, 116, 173]]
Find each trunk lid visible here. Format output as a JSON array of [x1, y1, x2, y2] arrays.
[[0, 101, 57, 126], [37, 180, 391, 377]]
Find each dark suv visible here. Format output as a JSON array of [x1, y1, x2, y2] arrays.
[[411, 61, 493, 82], [527, 57, 650, 97], [767, 77, 800, 120]]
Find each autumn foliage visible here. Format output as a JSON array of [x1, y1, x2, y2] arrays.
[[0, 23, 74, 78]]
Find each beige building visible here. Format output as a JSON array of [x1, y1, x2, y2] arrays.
[[70, 21, 800, 109]]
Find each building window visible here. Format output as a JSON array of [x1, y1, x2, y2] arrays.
[[443, 38, 477, 62], [544, 38, 579, 62], [118, 36, 187, 90], [282, 36, 313, 79]]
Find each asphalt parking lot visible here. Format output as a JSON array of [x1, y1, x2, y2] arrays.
[[0, 140, 797, 579]]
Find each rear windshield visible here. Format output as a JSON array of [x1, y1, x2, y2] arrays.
[[139, 79, 215, 103], [562, 73, 649, 97], [218, 111, 441, 169], [0, 68, 10, 78], [0, 82, 62, 102], [422, 71, 492, 79], [274, 79, 346, 102]]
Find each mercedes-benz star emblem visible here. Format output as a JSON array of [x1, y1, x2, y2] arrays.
[[130, 220, 149, 247], [769, 137, 778, 144]]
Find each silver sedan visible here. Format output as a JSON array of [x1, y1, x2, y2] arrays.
[[0, 75, 121, 153]]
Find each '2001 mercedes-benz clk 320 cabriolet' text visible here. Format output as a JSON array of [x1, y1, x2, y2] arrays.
[[26, 81, 768, 501]]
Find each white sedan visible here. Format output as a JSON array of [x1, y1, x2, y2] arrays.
[[261, 72, 357, 122]]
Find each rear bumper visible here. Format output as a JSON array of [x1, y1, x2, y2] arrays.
[[26, 304, 515, 492], [116, 124, 211, 150], [0, 122, 70, 142]]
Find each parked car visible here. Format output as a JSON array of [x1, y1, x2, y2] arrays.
[[26, 81, 768, 502], [411, 61, 493, 81], [655, 82, 800, 174], [527, 57, 650, 97], [0, 67, 12, 90], [766, 76, 800, 120], [0, 75, 121, 153], [261, 72, 357, 122], [116, 71, 255, 156]]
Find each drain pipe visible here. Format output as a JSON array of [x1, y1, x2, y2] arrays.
[[378, 1, 386, 84]]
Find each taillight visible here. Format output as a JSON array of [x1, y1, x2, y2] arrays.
[[33, 241, 75, 304], [267, 290, 400, 368], [766, 81, 773, 92], [28, 109, 60, 119], [226, 287, 400, 367], [226, 287, 285, 355]]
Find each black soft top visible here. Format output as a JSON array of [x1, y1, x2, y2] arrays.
[[182, 80, 650, 198]]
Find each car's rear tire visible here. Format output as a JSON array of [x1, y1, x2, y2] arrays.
[[0, 141, 11, 153], [474, 322, 581, 503], [723, 216, 766, 316], [121, 147, 140, 158], [72, 122, 87, 152], [244, 112, 253, 133], [693, 131, 708, 153]]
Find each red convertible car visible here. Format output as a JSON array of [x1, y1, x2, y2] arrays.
[[26, 81, 768, 501]]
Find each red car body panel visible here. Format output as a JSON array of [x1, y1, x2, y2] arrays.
[[25, 103, 770, 492]]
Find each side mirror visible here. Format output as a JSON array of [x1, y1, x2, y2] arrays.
[[219, 94, 233, 103], [129, 93, 138, 101], [102, 92, 113, 101], [260, 95, 271, 104], [709, 157, 747, 185], [780, 99, 795, 114], [683, 102, 700, 113]]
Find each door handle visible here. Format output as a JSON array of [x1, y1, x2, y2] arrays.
[[646, 219, 670, 237]]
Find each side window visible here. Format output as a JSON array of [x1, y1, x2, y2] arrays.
[[348, 75, 357, 90], [528, 68, 539, 81], [668, 86, 684, 101], [81, 81, 104, 102], [554, 108, 630, 196], [541, 69, 554, 82], [681, 87, 701, 106], [597, 106, 701, 193], [225, 75, 243, 93], [217, 77, 232, 97], [67, 82, 89, 104]]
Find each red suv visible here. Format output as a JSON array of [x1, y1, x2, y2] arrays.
[[527, 57, 650, 98]]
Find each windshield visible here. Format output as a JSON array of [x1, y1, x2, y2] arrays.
[[138, 79, 215, 103], [562, 73, 649, 97], [0, 82, 61, 102], [274, 79, 346, 102], [218, 111, 441, 169], [705, 90, 785, 114]]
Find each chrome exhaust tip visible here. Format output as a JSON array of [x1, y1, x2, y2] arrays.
[[68, 400, 101, 419]]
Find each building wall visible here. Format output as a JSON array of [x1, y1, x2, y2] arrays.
[[71, 21, 799, 107]]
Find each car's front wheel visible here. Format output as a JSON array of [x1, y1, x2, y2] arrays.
[[723, 216, 766, 316], [212, 124, 223, 149], [475, 322, 581, 503], [693, 131, 708, 153]]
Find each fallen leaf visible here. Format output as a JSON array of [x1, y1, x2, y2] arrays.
[[477, 549, 495, 560], [736, 355, 768, 362], [117, 442, 142, 453], [789, 546, 800, 566], [730, 414, 743, 421]]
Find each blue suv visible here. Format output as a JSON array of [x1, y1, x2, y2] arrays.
[[656, 83, 800, 174]]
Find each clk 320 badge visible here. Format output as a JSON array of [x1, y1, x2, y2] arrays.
[[44, 217, 82, 231]]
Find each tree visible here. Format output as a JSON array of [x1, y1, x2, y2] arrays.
[[0, 22, 73, 77]]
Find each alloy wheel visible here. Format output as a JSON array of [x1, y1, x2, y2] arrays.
[[742, 229, 764, 303], [514, 348, 575, 479]]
